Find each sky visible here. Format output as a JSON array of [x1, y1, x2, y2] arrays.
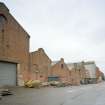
[[1, 0, 105, 73]]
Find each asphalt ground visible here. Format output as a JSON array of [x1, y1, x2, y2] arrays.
[[0, 82, 105, 105]]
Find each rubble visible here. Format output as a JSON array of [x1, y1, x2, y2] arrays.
[[41, 82, 50, 87], [24, 80, 41, 88], [0, 89, 13, 96]]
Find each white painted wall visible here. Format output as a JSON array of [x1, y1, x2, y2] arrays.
[[84, 63, 96, 78]]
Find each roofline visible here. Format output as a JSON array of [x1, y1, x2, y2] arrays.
[[0, 2, 30, 38]]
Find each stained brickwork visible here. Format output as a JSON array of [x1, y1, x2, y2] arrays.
[[49, 58, 71, 84], [0, 2, 104, 86], [96, 67, 104, 82], [30, 48, 51, 82], [0, 3, 30, 85]]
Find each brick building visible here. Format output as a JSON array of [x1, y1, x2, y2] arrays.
[[0, 2, 104, 87], [96, 67, 104, 82], [48, 58, 71, 84], [67, 62, 86, 85], [30, 48, 51, 82], [0, 2, 30, 86]]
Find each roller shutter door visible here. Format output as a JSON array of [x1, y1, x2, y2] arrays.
[[0, 62, 17, 86]]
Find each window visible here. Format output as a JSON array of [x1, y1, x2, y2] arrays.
[[0, 15, 6, 31], [61, 64, 64, 69], [40, 75, 43, 78]]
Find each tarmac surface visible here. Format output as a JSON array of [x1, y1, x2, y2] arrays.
[[0, 82, 105, 105]]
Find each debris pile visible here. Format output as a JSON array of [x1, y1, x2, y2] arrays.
[[0, 88, 13, 100], [24, 80, 41, 88]]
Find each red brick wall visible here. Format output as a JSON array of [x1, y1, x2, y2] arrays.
[[49, 58, 71, 83], [30, 48, 51, 82], [0, 3, 30, 85]]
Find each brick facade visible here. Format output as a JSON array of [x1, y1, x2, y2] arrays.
[[30, 48, 51, 82], [0, 3, 30, 85], [48, 58, 71, 84], [0, 2, 104, 86], [67, 62, 86, 85], [96, 67, 104, 82]]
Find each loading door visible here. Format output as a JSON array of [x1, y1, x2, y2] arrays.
[[0, 62, 17, 86]]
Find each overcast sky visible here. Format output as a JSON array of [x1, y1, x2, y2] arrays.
[[1, 0, 105, 73]]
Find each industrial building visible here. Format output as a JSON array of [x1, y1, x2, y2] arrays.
[[0, 2, 30, 86], [0, 2, 104, 87]]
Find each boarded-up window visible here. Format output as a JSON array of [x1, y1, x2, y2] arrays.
[[61, 64, 64, 69], [0, 15, 6, 31]]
